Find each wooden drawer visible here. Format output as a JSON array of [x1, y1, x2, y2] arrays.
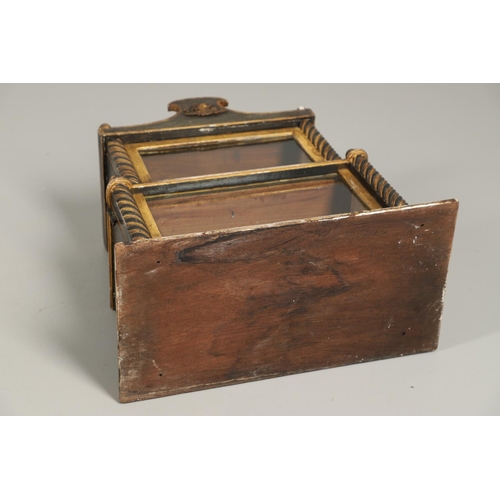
[[99, 97, 458, 403]]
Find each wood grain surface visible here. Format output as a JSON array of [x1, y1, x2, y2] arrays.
[[147, 176, 365, 237], [115, 199, 458, 403]]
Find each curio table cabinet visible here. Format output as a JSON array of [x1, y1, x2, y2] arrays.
[[98, 97, 458, 403]]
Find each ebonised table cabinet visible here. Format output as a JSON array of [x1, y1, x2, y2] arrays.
[[98, 97, 458, 403]]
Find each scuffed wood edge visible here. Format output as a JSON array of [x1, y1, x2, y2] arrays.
[[120, 199, 458, 247], [118, 349, 436, 403]]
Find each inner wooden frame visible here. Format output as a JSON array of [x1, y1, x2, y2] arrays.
[[145, 173, 372, 238], [128, 167, 381, 239], [115, 127, 384, 241], [124, 127, 326, 185]]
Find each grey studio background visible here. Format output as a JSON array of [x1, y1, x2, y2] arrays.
[[1, 84, 498, 415]]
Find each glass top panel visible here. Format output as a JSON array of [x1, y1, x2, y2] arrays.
[[140, 139, 312, 181], [146, 175, 368, 237]]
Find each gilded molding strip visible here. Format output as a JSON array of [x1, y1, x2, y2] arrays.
[[346, 149, 407, 207], [107, 139, 142, 184], [336, 167, 381, 210], [172, 99, 229, 117], [132, 192, 162, 238], [107, 178, 152, 241], [300, 120, 341, 161]]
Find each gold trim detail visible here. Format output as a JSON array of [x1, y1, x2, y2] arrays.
[[124, 127, 325, 186], [124, 144, 152, 184], [133, 192, 162, 238], [180, 100, 228, 116], [346, 149, 407, 207], [337, 167, 381, 210], [107, 177, 152, 241], [108, 139, 142, 184], [300, 120, 341, 161], [132, 159, 348, 195]]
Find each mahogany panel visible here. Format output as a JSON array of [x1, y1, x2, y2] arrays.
[[115, 199, 458, 403]]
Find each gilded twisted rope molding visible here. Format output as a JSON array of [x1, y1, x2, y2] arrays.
[[300, 119, 341, 161], [106, 178, 151, 241], [346, 149, 407, 207], [107, 139, 141, 184]]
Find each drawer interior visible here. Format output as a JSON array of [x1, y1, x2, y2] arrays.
[[146, 174, 368, 237], [140, 139, 313, 181]]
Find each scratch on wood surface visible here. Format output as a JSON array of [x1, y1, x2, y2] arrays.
[[139, 352, 161, 371], [266, 235, 300, 251], [176, 231, 304, 264]]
